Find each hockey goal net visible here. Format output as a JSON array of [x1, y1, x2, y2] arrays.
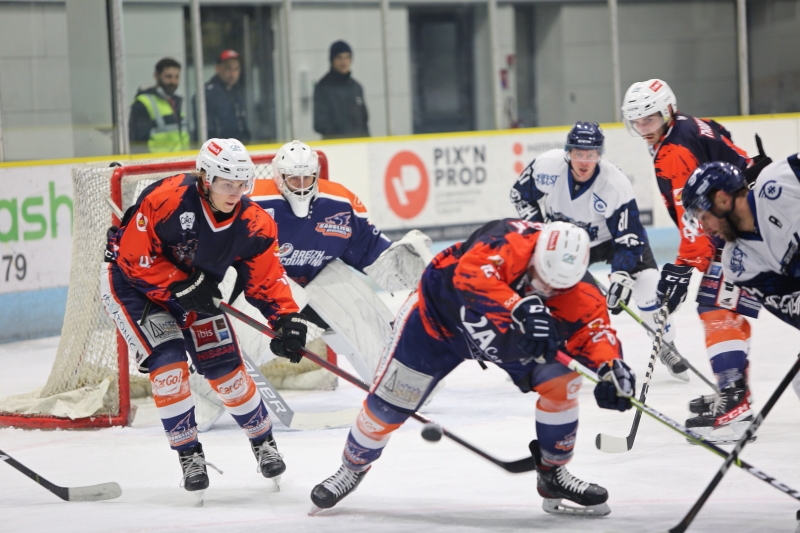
[[0, 151, 329, 429]]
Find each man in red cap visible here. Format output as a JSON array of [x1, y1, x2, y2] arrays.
[[195, 49, 251, 143]]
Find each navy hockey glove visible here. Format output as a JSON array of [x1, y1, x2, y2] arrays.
[[606, 271, 634, 315], [511, 295, 560, 364], [169, 270, 221, 316], [270, 313, 308, 364], [656, 263, 693, 314], [594, 359, 636, 412], [104, 226, 119, 263]]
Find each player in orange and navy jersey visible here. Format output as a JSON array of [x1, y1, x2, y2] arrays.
[[101, 138, 306, 496], [622, 79, 762, 442], [310, 220, 636, 517]]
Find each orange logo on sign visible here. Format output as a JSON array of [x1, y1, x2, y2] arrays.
[[384, 151, 429, 219]]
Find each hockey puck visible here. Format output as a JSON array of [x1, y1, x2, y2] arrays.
[[421, 423, 443, 442]]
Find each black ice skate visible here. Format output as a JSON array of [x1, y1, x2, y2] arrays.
[[178, 442, 222, 505], [530, 440, 610, 517], [251, 434, 286, 488], [686, 379, 755, 445], [659, 342, 689, 382], [309, 464, 370, 512]]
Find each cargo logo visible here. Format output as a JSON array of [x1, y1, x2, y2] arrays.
[[315, 212, 353, 239], [215, 370, 249, 402], [152, 367, 184, 396], [385, 151, 429, 219]]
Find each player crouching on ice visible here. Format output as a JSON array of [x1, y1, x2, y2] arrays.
[[101, 138, 307, 498], [310, 220, 636, 517]]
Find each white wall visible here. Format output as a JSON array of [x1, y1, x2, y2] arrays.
[[0, 3, 74, 160]]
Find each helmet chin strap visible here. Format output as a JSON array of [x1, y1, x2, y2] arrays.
[[198, 177, 224, 212]]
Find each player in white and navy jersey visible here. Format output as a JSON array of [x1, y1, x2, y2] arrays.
[[511, 122, 687, 380], [682, 156, 800, 409]]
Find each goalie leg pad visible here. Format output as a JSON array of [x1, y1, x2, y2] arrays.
[[149, 360, 198, 451], [209, 365, 272, 441], [699, 307, 751, 390]]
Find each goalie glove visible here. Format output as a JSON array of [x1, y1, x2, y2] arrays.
[[270, 313, 308, 363], [511, 295, 560, 364], [364, 229, 433, 292], [606, 271, 634, 315], [594, 359, 635, 412]]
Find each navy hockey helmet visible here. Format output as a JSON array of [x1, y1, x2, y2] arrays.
[[682, 161, 747, 221], [565, 122, 604, 152]]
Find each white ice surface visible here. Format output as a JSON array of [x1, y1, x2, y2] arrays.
[[2, 276, 800, 533]]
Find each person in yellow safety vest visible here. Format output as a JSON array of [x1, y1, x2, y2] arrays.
[[129, 57, 191, 154]]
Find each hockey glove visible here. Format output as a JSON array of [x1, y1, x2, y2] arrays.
[[104, 226, 119, 263], [270, 313, 308, 364], [594, 359, 636, 412], [743, 134, 772, 186], [511, 295, 560, 364], [656, 263, 693, 314], [169, 270, 222, 316], [606, 271, 634, 315]]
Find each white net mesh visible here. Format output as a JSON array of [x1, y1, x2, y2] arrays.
[[0, 153, 281, 426]]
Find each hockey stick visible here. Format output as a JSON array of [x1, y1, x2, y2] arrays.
[[0, 448, 122, 502], [664, 352, 800, 533], [595, 302, 668, 453], [593, 276, 718, 392], [220, 302, 537, 474], [556, 351, 800, 504]]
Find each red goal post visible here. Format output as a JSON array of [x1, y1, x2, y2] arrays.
[[0, 150, 328, 429]]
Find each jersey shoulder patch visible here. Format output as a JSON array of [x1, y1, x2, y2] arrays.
[[318, 180, 368, 214]]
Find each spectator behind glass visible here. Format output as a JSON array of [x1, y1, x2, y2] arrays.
[[194, 50, 251, 144], [129, 58, 190, 154], [313, 40, 370, 139]]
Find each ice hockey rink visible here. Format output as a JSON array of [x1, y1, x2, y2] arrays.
[[2, 269, 800, 533]]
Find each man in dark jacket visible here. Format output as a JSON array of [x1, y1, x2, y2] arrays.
[[129, 58, 190, 154], [313, 41, 370, 139], [196, 50, 251, 144]]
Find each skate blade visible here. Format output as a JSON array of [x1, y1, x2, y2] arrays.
[[271, 475, 281, 491], [665, 365, 689, 382], [193, 490, 205, 507], [686, 423, 757, 445], [308, 504, 328, 516], [542, 498, 611, 517]]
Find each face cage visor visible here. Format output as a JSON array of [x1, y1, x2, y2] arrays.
[[208, 176, 253, 196], [624, 112, 666, 137], [565, 147, 603, 163], [680, 194, 713, 239]]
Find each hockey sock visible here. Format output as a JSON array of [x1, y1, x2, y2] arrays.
[[209, 364, 272, 441], [700, 308, 750, 389], [343, 396, 407, 472], [150, 361, 198, 452], [534, 372, 581, 465]]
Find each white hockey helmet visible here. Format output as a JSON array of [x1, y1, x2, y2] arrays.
[[272, 140, 320, 218], [530, 221, 591, 291], [196, 138, 255, 194], [621, 79, 677, 137]]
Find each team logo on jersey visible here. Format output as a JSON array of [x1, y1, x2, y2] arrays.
[[536, 173, 558, 186], [277, 242, 294, 257], [170, 239, 198, 265], [135, 213, 148, 232], [179, 212, 195, 230], [673, 188, 683, 206], [729, 246, 747, 276], [265, 208, 275, 219], [759, 180, 782, 200], [592, 193, 607, 213], [242, 405, 271, 439], [316, 212, 353, 239]]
